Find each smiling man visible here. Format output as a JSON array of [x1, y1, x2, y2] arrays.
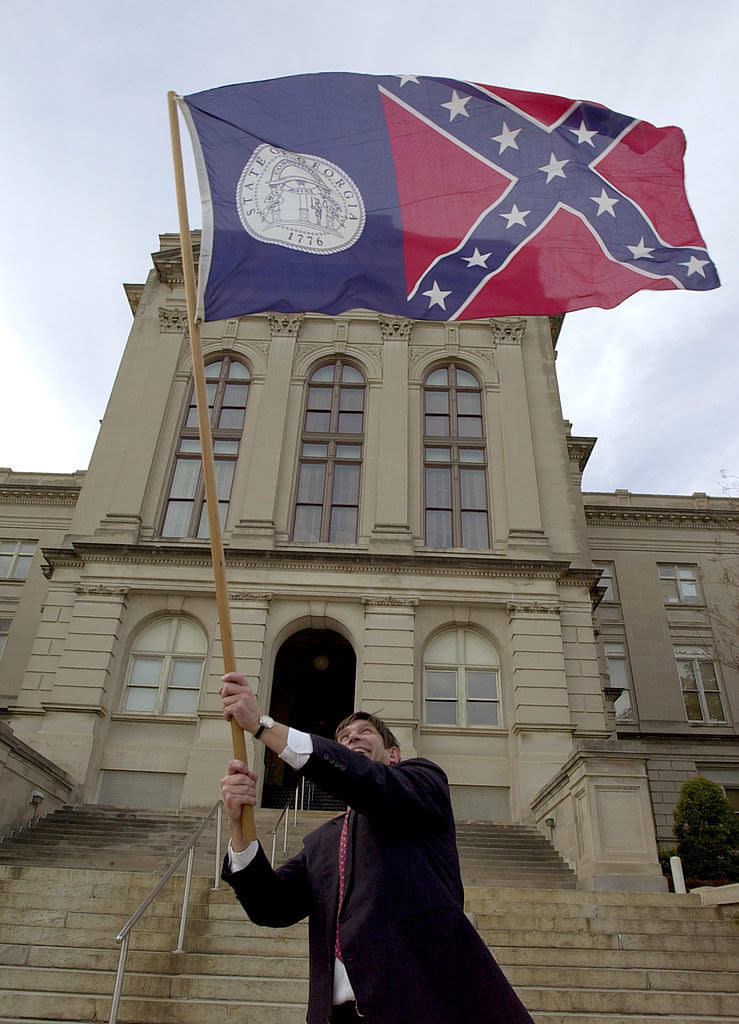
[[219, 671, 535, 1024]]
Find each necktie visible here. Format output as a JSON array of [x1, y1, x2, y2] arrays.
[[334, 808, 351, 961]]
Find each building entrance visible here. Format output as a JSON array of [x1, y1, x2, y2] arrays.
[[262, 628, 356, 809]]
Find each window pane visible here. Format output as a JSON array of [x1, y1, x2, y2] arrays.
[[196, 501, 227, 540], [218, 407, 245, 430], [426, 368, 448, 386], [606, 656, 629, 689], [458, 416, 483, 437], [464, 632, 496, 666], [426, 467, 452, 507], [302, 443, 328, 457], [186, 407, 199, 428], [213, 440, 239, 455], [124, 687, 158, 712], [14, 556, 33, 579], [456, 369, 478, 387], [614, 691, 633, 721], [205, 360, 223, 380], [223, 384, 249, 407], [214, 460, 235, 501], [659, 566, 676, 578], [425, 415, 450, 436], [461, 511, 488, 549], [332, 464, 360, 504], [426, 670, 457, 698], [169, 659, 202, 688], [311, 365, 335, 382], [683, 691, 703, 721], [307, 386, 332, 410], [457, 392, 481, 415], [661, 579, 680, 603], [294, 505, 322, 542], [227, 361, 250, 379], [460, 469, 487, 510], [467, 701, 499, 726], [174, 620, 207, 654], [459, 448, 484, 463], [426, 629, 458, 662], [171, 459, 200, 499], [162, 501, 193, 537], [165, 689, 199, 714], [297, 463, 326, 503], [206, 382, 217, 406], [306, 411, 331, 432], [336, 445, 361, 459], [339, 388, 364, 411], [705, 691, 726, 722], [425, 391, 449, 414], [425, 700, 457, 725], [20, 542, 35, 554], [0, 555, 12, 577], [678, 567, 696, 580], [698, 661, 718, 689], [426, 510, 452, 546], [677, 660, 697, 691], [137, 619, 172, 652], [341, 365, 363, 383], [467, 670, 497, 699], [130, 657, 162, 685], [337, 412, 363, 433], [425, 448, 451, 463], [329, 506, 358, 544], [180, 439, 201, 453], [679, 580, 699, 603]]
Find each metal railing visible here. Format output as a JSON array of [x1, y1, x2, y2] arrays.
[[109, 800, 223, 1024], [270, 779, 305, 867]]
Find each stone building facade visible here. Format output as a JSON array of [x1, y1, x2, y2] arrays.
[[0, 234, 736, 889]]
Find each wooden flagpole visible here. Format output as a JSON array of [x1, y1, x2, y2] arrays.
[[168, 91, 256, 843]]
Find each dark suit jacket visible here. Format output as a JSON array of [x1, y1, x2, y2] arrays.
[[223, 735, 534, 1024]]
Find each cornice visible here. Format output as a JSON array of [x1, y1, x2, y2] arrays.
[[153, 243, 200, 287], [0, 485, 80, 507], [41, 541, 591, 584], [124, 283, 144, 315], [584, 505, 738, 530], [548, 314, 565, 346], [567, 436, 597, 472]]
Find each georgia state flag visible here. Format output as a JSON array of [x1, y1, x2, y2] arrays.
[[179, 73, 718, 323]]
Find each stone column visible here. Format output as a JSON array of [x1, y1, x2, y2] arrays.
[[492, 319, 547, 554], [506, 601, 574, 820], [234, 314, 302, 547], [360, 597, 418, 755], [181, 591, 273, 808], [370, 315, 414, 553]]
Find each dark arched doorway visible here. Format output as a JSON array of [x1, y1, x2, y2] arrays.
[[262, 628, 355, 808]]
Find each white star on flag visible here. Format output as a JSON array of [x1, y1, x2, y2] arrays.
[[539, 153, 568, 183], [423, 281, 452, 309], [399, 76, 420, 87], [500, 204, 530, 229], [491, 122, 521, 153], [680, 255, 709, 277], [569, 120, 598, 146], [462, 248, 491, 268], [441, 90, 471, 121], [590, 188, 619, 217], [627, 238, 655, 259]]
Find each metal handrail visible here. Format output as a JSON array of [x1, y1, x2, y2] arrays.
[[109, 800, 223, 1024], [270, 781, 302, 867]]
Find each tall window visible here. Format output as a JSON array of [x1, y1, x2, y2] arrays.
[[603, 640, 634, 722], [293, 361, 364, 544], [423, 364, 489, 549], [659, 565, 701, 605], [424, 627, 500, 727], [675, 646, 727, 723], [161, 357, 250, 538], [595, 563, 619, 602], [0, 619, 10, 661], [0, 540, 35, 579], [122, 617, 207, 715]]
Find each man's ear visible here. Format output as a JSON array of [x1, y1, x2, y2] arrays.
[[388, 746, 401, 765]]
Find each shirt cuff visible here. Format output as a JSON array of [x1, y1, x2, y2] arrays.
[[279, 727, 313, 770], [228, 839, 259, 872]]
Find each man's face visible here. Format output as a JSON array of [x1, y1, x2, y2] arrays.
[[337, 718, 400, 765]]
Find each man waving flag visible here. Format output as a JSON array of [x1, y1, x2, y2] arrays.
[[178, 73, 718, 323]]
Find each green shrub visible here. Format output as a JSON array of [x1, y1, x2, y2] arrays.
[[673, 777, 739, 883]]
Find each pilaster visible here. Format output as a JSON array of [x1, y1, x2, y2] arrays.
[[360, 597, 418, 755]]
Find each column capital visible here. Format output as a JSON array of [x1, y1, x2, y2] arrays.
[[268, 313, 304, 338], [490, 317, 527, 346], [378, 314, 413, 342]]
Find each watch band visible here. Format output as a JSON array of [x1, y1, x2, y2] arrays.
[[254, 722, 267, 740]]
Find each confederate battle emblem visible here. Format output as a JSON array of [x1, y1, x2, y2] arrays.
[[236, 144, 366, 254]]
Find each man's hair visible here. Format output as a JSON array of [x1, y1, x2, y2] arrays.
[[335, 711, 400, 751]]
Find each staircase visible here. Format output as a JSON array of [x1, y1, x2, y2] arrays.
[[0, 806, 737, 1024], [456, 821, 577, 888]]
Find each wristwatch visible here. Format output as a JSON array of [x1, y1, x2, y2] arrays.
[[254, 714, 275, 740]]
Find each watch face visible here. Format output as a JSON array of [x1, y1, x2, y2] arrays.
[[260, 715, 275, 729]]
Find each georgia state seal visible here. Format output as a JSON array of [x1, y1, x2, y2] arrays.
[[236, 144, 366, 255]]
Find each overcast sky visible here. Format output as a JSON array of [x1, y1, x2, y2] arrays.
[[1, 0, 736, 497]]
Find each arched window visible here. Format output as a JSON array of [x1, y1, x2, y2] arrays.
[[122, 617, 207, 715], [293, 360, 365, 544], [161, 357, 250, 538], [423, 363, 489, 549], [424, 627, 500, 727]]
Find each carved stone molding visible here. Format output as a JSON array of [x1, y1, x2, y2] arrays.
[[0, 486, 80, 506], [268, 313, 304, 338], [334, 320, 349, 342], [490, 318, 527, 346], [74, 585, 130, 597], [158, 307, 189, 333], [507, 602, 561, 616], [584, 506, 738, 530], [444, 324, 459, 355], [362, 596, 419, 608], [229, 591, 274, 603], [224, 319, 239, 338], [567, 437, 597, 472], [378, 314, 413, 342]]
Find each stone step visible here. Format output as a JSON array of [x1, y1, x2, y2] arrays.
[[475, 911, 735, 935], [478, 927, 734, 953], [519, 985, 739, 1017]]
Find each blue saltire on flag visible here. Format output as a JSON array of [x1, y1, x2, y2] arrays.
[[179, 73, 718, 323]]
